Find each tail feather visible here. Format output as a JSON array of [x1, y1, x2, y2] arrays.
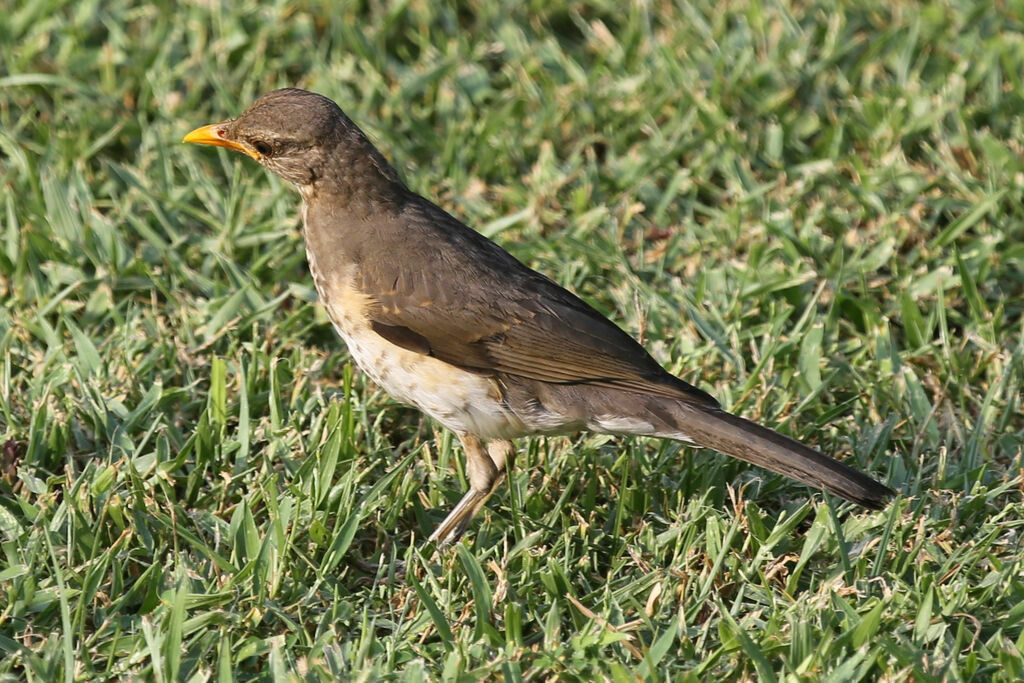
[[503, 377, 894, 508], [663, 402, 894, 508]]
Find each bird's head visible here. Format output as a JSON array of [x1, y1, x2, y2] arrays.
[[184, 88, 388, 190]]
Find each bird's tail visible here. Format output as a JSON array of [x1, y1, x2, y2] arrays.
[[648, 399, 894, 508], [504, 378, 894, 508]]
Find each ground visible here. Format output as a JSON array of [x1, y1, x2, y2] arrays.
[[1, 0, 1022, 679]]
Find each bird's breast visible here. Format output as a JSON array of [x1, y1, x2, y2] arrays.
[[301, 229, 527, 440]]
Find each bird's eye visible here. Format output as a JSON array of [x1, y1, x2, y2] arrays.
[[251, 139, 273, 156]]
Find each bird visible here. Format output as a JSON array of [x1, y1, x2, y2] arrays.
[[184, 88, 894, 545]]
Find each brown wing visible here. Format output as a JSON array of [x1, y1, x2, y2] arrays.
[[354, 199, 719, 407]]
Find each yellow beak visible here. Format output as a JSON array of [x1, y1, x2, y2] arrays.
[[182, 123, 261, 160]]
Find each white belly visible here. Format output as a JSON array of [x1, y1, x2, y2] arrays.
[[341, 318, 524, 439]]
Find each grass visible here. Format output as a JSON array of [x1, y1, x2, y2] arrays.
[[2, 0, 1023, 679]]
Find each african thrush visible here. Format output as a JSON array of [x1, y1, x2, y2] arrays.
[[185, 88, 894, 545]]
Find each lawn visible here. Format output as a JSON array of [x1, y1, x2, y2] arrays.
[[2, 0, 1023, 679]]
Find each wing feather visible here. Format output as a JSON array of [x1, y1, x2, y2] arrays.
[[351, 199, 719, 407]]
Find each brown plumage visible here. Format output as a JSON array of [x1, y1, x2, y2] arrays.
[[185, 88, 895, 545]]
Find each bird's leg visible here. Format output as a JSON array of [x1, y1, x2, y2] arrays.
[[429, 435, 514, 546]]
